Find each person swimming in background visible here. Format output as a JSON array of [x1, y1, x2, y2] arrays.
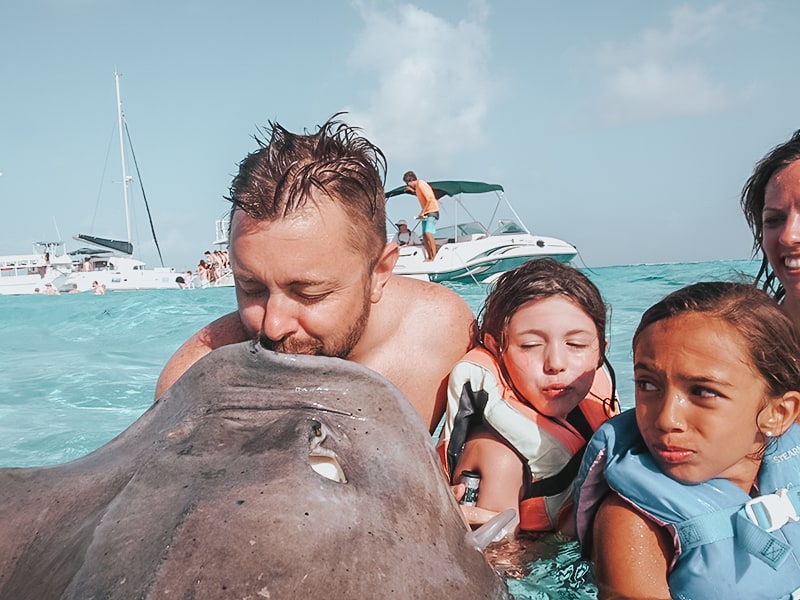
[[438, 258, 619, 536], [575, 282, 800, 600]]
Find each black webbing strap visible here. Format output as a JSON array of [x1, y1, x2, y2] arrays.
[[445, 382, 489, 483], [523, 443, 587, 498]]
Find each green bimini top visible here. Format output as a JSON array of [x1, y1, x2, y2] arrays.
[[384, 180, 504, 200]]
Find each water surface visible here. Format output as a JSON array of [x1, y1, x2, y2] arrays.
[[0, 259, 759, 598]]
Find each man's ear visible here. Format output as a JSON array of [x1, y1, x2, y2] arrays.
[[369, 243, 399, 303], [759, 390, 800, 436]]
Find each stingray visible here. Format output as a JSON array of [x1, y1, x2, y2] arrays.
[[0, 341, 510, 599]]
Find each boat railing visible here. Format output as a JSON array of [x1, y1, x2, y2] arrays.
[[0, 253, 70, 275], [214, 216, 230, 246]]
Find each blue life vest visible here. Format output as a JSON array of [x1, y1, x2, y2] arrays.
[[575, 409, 800, 600]]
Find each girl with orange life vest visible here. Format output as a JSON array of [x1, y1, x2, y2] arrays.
[[438, 258, 619, 535]]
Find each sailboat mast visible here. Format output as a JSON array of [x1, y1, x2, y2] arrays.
[[115, 70, 133, 247]]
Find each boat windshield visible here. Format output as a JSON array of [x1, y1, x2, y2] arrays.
[[434, 221, 490, 244], [492, 219, 528, 235]]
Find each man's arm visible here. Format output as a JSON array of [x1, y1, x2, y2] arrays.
[[154, 311, 248, 399]]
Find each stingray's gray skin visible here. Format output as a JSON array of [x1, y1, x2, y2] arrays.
[[0, 341, 508, 599]]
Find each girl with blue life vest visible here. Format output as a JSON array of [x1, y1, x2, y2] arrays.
[[438, 258, 619, 535], [575, 282, 800, 600]]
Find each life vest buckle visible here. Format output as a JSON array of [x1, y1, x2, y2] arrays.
[[744, 488, 800, 532]]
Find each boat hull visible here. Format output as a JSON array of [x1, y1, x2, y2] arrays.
[[61, 268, 181, 292], [392, 235, 577, 283], [0, 270, 71, 295], [0, 244, 73, 295]]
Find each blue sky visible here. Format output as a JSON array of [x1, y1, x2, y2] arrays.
[[1, 1, 797, 270]]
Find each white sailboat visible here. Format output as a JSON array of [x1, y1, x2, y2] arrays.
[[60, 71, 179, 292]]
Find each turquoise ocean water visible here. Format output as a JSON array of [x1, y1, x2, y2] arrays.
[[0, 258, 759, 598]]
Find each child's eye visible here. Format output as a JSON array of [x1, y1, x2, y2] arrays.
[[691, 385, 721, 399], [520, 342, 543, 350], [634, 378, 658, 392]]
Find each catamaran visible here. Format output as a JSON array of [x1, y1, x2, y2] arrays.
[[60, 71, 179, 292]]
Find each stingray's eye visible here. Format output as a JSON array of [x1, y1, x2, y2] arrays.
[[308, 420, 346, 484]]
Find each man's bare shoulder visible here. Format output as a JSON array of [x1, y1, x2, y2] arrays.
[[154, 311, 248, 398], [366, 276, 475, 431], [387, 275, 474, 326]]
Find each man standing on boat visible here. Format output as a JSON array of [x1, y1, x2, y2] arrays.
[[403, 171, 439, 261], [155, 117, 474, 433]]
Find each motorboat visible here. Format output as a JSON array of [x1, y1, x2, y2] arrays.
[[59, 71, 179, 293], [385, 180, 578, 283], [0, 241, 72, 295]]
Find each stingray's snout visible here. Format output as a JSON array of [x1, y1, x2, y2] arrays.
[[307, 419, 347, 483]]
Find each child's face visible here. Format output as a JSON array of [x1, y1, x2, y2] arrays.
[[501, 295, 600, 419], [633, 313, 766, 493]]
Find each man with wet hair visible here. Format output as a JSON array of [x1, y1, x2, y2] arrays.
[[156, 117, 474, 432]]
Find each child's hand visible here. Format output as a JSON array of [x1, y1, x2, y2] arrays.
[[451, 483, 502, 527], [451, 483, 466, 502], [461, 504, 502, 527]]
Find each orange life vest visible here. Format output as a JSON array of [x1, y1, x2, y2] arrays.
[[439, 346, 617, 531]]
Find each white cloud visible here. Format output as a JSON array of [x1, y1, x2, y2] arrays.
[[602, 62, 726, 122], [346, 2, 495, 170], [596, 4, 732, 122]]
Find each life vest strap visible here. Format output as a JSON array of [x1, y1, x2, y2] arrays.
[[674, 487, 800, 570], [524, 444, 586, 499], [445, 382, 489, 483]]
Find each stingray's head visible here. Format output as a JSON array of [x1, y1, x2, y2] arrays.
[[157, 341, 426, 487]]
